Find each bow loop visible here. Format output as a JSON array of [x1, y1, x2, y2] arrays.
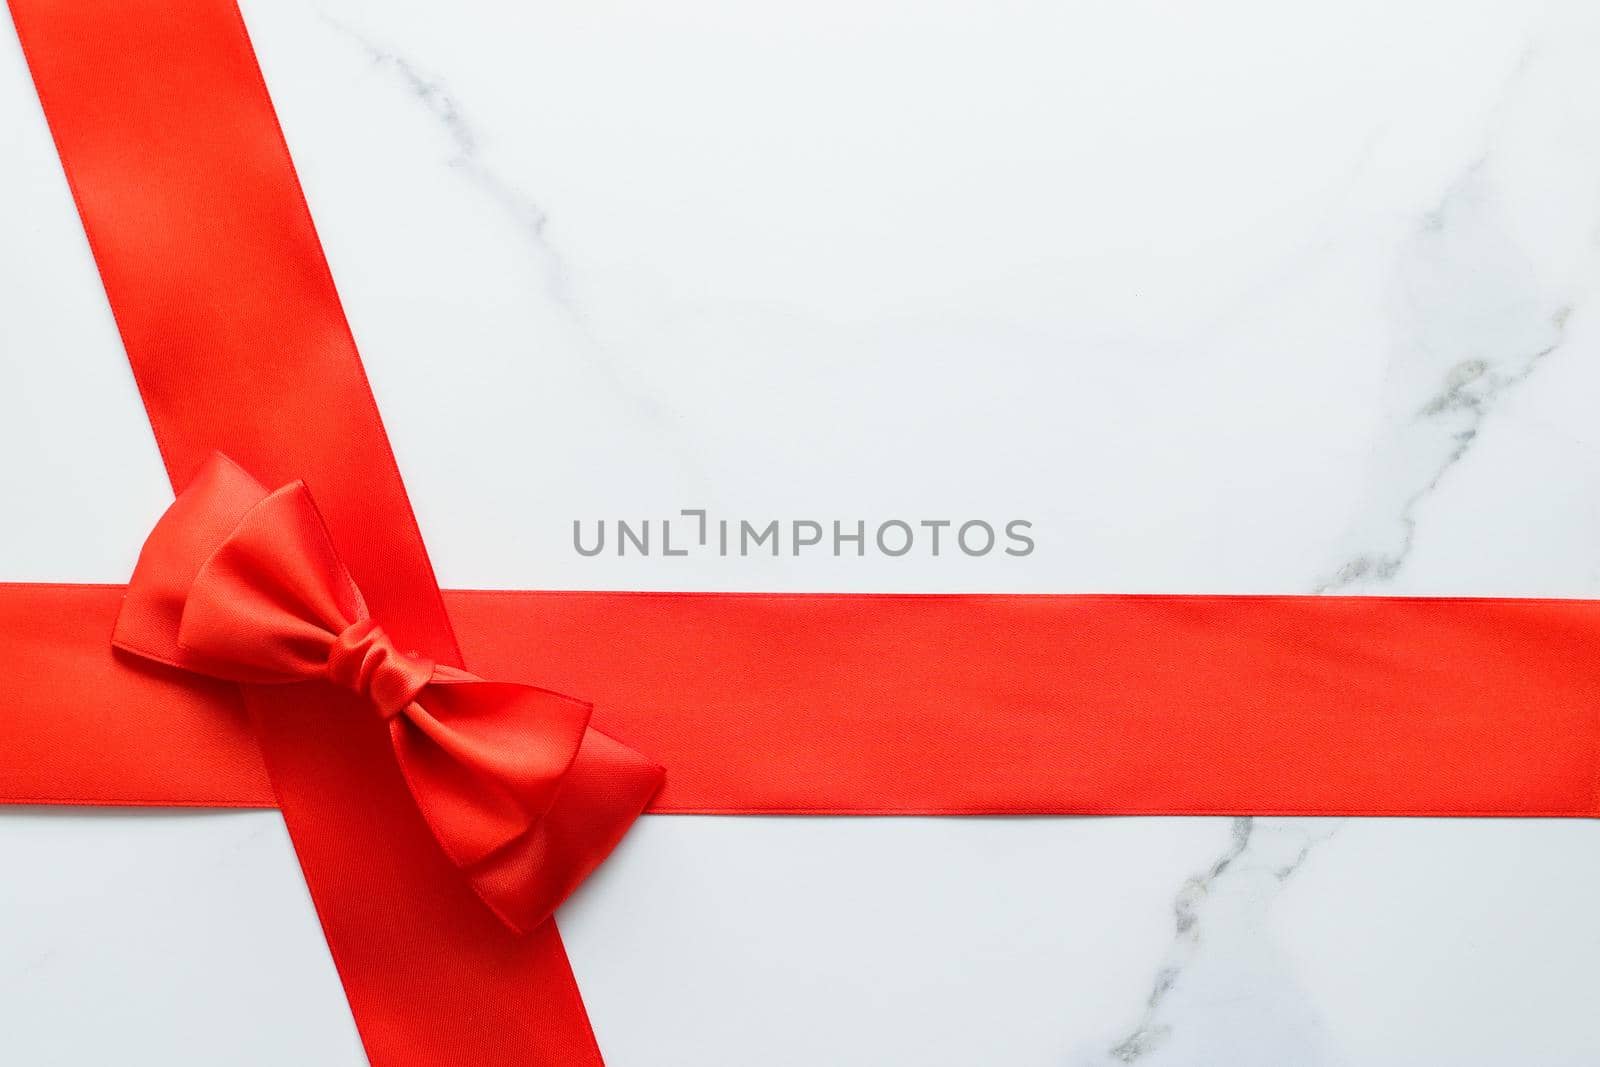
[[113, 453, 663, 933], [174, 475, 368, 685]]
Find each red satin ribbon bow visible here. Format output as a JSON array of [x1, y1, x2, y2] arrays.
[[111, 453, 663, 932]]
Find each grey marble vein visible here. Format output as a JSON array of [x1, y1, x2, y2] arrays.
[[1316, 34, 1588, 593], [1318, 159, 1574, 593], [1093, 818, 1345, 1066], [318, 10, 706, 480], [1097, 30, 1600, 1045], [1101, 157, 1578, 1056], [1107, 818, 1253, 1063], [321, 14, 574, 307]]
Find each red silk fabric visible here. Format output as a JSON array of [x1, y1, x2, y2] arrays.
[[114, 453, 662, 932], [8, 583, 1600, 818], [5, 0, 1600, 1065], [10, 0, 610, 1061]]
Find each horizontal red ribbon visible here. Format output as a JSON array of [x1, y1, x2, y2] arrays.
[[9, 582, 1599, 817]]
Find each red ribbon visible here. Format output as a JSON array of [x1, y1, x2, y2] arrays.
[[114, 453, 662, 932], [10, 0, 614, 1060], [5, 1, 1600, 1065]]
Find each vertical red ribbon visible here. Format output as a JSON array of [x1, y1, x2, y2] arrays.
[[9, 1, 605, 1062]]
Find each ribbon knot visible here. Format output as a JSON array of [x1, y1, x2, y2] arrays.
[[326, 618, 432, 719], [110, 453, 663, 933]]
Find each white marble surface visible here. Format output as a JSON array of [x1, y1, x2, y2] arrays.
[[4, 0, 1600, 1063]]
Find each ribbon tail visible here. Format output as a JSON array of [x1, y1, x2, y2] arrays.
[[465, 726, 664, 933]]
